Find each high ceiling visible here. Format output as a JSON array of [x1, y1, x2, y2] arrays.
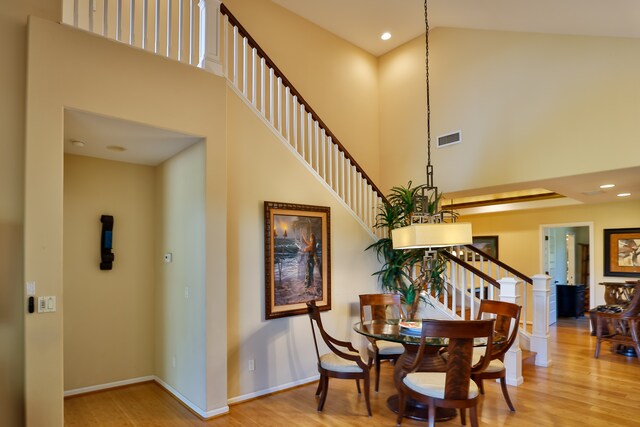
[[272, 0, 640, 56]]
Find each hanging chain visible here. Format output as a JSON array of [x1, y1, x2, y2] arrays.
[[424, 0, 431, 168]]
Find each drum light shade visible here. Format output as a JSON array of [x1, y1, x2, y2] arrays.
[[392, 222, 473, 249]]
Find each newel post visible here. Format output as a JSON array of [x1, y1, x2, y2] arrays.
[[497, 277, 523, 386], [530, 274, 552, 367], [198, 0, 223, 75]]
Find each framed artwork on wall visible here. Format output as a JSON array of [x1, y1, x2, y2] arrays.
[[264, 201, 331, 319], [604, 228, 640, 277], [468, 235, 499, 261]]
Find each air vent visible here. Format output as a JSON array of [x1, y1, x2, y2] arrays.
[[437, 131, 461, 148]]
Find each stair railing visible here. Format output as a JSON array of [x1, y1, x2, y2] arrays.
[[219, 4, 385, 237]]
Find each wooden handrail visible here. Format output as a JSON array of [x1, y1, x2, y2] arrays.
[[441, 250, 501, 289], [220, 3, 386, 201], [463, 244, 532, 284]]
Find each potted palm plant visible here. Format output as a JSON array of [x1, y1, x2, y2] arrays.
[[366, 182, 448, 319]]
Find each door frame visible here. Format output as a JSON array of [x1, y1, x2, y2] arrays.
[[539, 222, 595, 322]]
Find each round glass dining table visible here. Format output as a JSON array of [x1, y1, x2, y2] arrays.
[[354, 319, 502, 422]]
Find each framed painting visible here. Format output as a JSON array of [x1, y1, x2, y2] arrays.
[[468, 235, 499, 261], [264, 201, 331, 319], [604, 228, 640, 277]]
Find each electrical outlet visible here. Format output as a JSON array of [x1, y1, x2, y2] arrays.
[[248, 359, 255, 371]]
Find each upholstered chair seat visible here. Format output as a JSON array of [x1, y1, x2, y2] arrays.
[[403, 372, 480, 399], [319, 352, 365, 373], [367, 340, 404, 356]]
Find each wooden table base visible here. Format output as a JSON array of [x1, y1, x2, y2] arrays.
[[386, 395, 456, 422]]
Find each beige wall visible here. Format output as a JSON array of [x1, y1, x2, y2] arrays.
[[462, 199, 640, 308], [25, 18, 227, 425], [226, 89, 380, 400], [0, 1, 59, 425], [379, 28, 640, 194], [155, 142, 208, 410], [223, 0, 381, 184], [63, 154, 156, 390]]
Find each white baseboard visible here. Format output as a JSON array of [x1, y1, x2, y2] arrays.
[[64, 375, 155, 397], [227, 374, 320, 405], [154, 376, 229, 419]]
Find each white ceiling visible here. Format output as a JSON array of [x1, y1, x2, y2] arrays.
[[64, 109, 202, 166], [272, 0, 640, 56]]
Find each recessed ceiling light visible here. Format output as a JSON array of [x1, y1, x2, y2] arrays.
[[617, 192, 631, 197], [106, 145, 127, 152], [70, 139, 86, 148], [380, 32, 392, 41], [599, 184, 615, 189]]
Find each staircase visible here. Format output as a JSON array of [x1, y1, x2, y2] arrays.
[[65, 0, 551, 371]]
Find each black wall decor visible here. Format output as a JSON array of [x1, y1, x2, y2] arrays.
[[100, 215, 114, 270]]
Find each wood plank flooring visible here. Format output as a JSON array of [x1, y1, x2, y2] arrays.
[[64, 318, 640, 426]]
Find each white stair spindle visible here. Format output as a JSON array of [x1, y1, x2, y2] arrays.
[[292, 95, 298, 151], [346, 160, 352, 208], [142, 0, 148, 48], [277, 77, 282, 133], [155, 0, 160, 53], [232, 26, 238, 86], [166, 0, 172, 57], [73, 0, 79, 27], [306, 113, 312, 164], [88, 0, 94, 32], [223, 14, 229, 77], [285, 87, 290, 141], [130, 0, 136, 46], [260, 58, 265, 115], [313, 121, 319, 172], [251, 48, 257, 106], [269, 68, 274, 125], [299, 104, 305, 158], [177, 0, 183, 60], [242, 37, 248, 96], [320, 130, 326, 179], [116, 0, 122, 41], [103, 0, 109, 37], [188, 0, 193, 62], [327, 137, 333, 188]]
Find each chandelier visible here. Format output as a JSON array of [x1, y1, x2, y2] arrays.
[[391, 0, 472, 250]]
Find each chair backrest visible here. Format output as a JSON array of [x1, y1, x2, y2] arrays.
[[307, 301, 326, 363], [359, 293, 403, 323], [476, 299, 522, 361], [621, 284, 640, 317], [419, 319, 495, 400]]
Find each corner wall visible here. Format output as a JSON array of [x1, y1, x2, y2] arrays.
[[25, 18, 227, 425]]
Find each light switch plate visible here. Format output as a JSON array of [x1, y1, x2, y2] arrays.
[[37, 296, 56, 313]]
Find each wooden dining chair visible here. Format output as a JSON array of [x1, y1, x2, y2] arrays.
[[471, 299, 522, 411], [306, 301, 372, 416], [397, 319, 495, 427], [359, 293, 405, 392], [595, 284, 640, 360]]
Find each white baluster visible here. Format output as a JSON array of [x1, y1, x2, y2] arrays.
[[188, 0, 193, 62], [299, 105, 305, 158], [251, 49, 257, 106], [269, 68, 274, 125], [89, 0, 94, 32], [320, 130, 326, 179], [176, 0, 183, 60], [292, 95, 298, 151], [223, 13, 228, 76], [242, 37, 248, 96], [313, 121, 319, 172], [116, 0, 122, 41], [103, 0, 109, 37], [130, 0, 136, 46], [166, 0, 172, 57], [306, 112, 312, 164], [346, 160, 352, 208], [74, 0, 79, 27], [142, 0, 147, 48], [232, 26, 238, 86], [155, 0, 160, 53], [260, 58, 265, 115], [327, 136, 333, 188], [277, 77, 282, 133], [285, 87, 291, 142], [339, 153, 345, 200]]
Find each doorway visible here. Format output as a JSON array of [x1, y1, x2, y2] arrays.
[[541, 222, 594, 326]]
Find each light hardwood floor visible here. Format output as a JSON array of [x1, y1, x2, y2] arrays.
[[64, 318, 640, 426]]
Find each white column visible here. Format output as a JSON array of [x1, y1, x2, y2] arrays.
[[530, 274, 552, 367], [497, 277, 523, 386], [198, 0, 223, 75]]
